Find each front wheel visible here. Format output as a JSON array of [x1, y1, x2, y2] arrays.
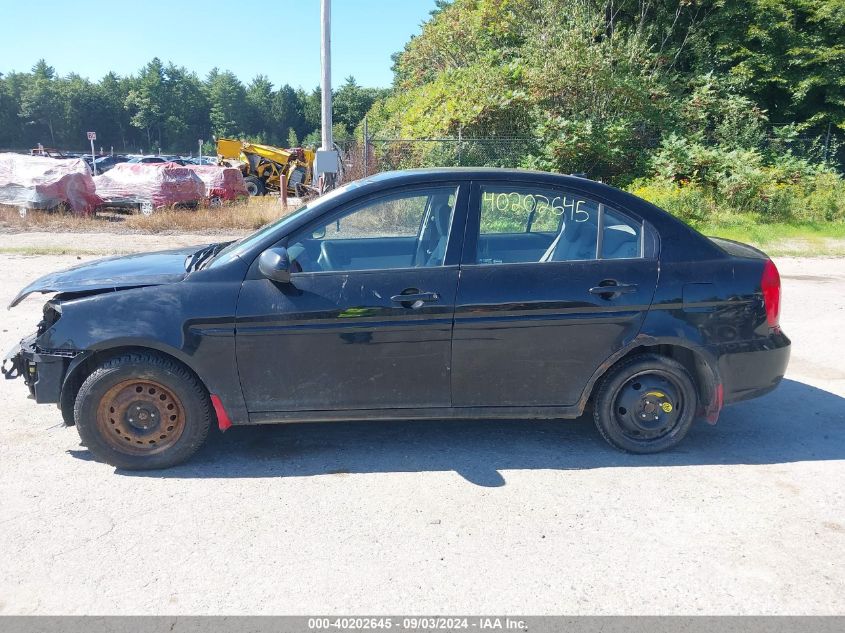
[[593, 354, 697, 454], [74, 353, 211, 469]]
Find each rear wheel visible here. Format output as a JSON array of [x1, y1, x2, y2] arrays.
[[593, 354, 697, 454], [243, 176, 265, 196], [74, 352, 211, 469]]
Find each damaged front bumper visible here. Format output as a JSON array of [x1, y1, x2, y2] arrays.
[[2, 335, 76, 404]]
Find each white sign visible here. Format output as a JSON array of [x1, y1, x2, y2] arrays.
[[88, 132, 98, 175]]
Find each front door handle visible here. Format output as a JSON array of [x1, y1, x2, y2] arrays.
[[391, 290, 439, 309], [589, 282, 638, 299]]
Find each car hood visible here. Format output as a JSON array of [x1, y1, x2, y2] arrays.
[[8, 245, 204, 308]]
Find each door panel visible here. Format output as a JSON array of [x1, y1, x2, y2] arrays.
[[236, 268, 459, 412], [451, 180, 658, 408], [235, 182, 468, 414], [452, 259, 657, 406]]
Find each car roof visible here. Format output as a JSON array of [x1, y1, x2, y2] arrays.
[[366, 167, 577, 182], [359, 167, 626, 197], [357, 167, 633, 207]]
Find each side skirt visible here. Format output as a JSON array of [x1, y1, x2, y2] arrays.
[[246, 405, 585, 425]]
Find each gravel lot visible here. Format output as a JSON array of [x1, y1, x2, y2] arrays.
[[0, 248, 843, 615]]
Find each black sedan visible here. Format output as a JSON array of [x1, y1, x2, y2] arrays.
[[93, 155, 130, 173], [3, 168, 790, 469]]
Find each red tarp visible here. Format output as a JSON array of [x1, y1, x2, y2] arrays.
[[0, 153, 100, 214], [94, 163, 205, 209], [185, 165, 248, 202]]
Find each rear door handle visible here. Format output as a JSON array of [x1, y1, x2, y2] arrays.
[[391, 291, 439, 308], [589, 283, 638, 298]]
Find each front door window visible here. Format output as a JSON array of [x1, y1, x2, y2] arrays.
[[287, 187, 457, 273]]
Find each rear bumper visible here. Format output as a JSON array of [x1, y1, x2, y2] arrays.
[[718, 331, 791, 405], [2, 335, 72, 404]]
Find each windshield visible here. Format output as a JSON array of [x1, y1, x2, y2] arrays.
[[208, 205, 311, 268], [207, 180, 365, 268]]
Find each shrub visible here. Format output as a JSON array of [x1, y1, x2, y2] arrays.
[[630, 170, 845, 227]]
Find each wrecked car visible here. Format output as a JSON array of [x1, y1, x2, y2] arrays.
[[0, 152, 100, 214], [93, 162, 205, 213], [185, 164, 249, 206], [3, 168, 790, 469]]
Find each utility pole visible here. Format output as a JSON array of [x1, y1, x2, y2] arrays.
[[320, 0, 332, 151], [315, 0, 339, 191]]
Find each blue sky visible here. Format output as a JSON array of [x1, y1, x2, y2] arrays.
[[0, 0, 437, 88]]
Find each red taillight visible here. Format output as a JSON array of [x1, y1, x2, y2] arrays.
[[761, 259, 781, 329]]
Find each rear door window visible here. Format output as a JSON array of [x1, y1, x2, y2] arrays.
[[472, 184, 643, 264]]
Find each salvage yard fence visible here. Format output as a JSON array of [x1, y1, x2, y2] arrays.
[[336, 126, 844, 184], [339, 135, 541, 182]]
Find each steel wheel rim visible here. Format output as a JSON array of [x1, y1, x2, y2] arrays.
[[96, 379, 186, 455], [612, 370, 685, 441]]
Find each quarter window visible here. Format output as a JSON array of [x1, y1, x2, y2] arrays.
[[600, 207, 642, 259]]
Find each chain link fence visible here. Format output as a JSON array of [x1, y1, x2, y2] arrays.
[[337, 128, 843, 184], [338, 136, 540, 183]]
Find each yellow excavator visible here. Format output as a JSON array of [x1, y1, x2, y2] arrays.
[[216, 138, 316, 197]]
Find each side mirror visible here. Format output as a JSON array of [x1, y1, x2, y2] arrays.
[[258, 247, 292, 284]]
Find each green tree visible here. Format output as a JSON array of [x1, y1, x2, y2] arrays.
[[370, 0, 671, 181], [163, 64, 208, 149], [273, 84, 306, 141], [245, 75, 275, 142], [698, 0, 845, 133], [333, 76, 388, 134], [56, 73, 99, 147], [207, 69, 247, 138], [0, 73, 21, 147], [125, 58, 167, 149], [300, 87, 322, 136], [19, 60, 61, 145], [97, 72, 134, 150]]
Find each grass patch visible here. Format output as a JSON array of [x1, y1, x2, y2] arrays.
[[699, 222, 845, 256], [0, 196, 300, 235]]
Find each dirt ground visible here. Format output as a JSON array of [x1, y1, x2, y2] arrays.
[[0, 240, 843, 615]]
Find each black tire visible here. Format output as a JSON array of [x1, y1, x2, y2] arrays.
[[593, 353, 697, 454], [73, 352, 211, 469], [243, 176, 265, 196]]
